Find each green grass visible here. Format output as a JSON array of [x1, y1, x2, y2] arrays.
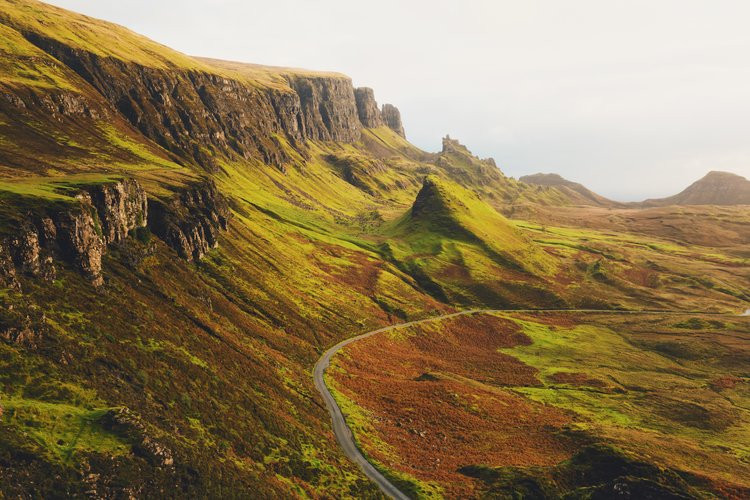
[[1, 395, 131, 463]]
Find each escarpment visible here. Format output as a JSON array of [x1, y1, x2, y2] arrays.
[[381, 103, 405, 138], [148, 180, 231, 262], [0, 178, 229, 287], [354, 87, 384, 128], [286, 75, 362, 142], [1, 21, 408, 171], [0, 179, 147, 287]]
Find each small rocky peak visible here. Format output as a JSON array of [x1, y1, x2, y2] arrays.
[[354, 87, 384, 128], [441, 135, 471, 155], [381, 103, 405, 138], [411, 176, 458, 219]]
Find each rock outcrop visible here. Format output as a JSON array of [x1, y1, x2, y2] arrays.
[[88, 179, 149, 244], [0, 179, 147, 287], [0, 178, 232, 288], [0, 242, 18, 289], [354, 87, 384, 128], [101, 408, 174, 468], [381, 103, 405, 138], [148, 181, 231, 262], [286, 75, 362, 142]]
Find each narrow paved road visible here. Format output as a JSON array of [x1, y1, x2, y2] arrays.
[[313, 307, 742, 499]]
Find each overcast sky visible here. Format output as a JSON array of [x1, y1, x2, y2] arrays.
[[46, 0, 750, 200]]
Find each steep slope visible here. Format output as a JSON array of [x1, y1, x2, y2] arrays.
[[382, 176, 561, 306], [643, 171, 750, 206], [520, 172, 618, 207], [0, 1, 748, 498]]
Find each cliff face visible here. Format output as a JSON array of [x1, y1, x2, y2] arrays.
[[1, 180, 148, 287], [10, 32, 406, 171], [148, 181, 231, 262], [354, 87, 384, 128], [20, 33, 303, 170], [286, 75, 362, 143], [0, 178, 228, 287], [381, 103, 405, 138]]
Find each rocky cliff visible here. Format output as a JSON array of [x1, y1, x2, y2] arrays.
[[354, 87, 384, 128], [0, 179, 148, 287], [381, 103, 405, 138], [0, 178, 228, 287], [148, 180, 231, 262], [1, 13, 410, 173]]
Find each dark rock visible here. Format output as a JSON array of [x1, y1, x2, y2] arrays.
[[381, 103, 405, 138], [0, 242, 18, 289], [354, 87, 384, 128], [148, 180, 231, 262], [85, 178, 148, 244], [0, 179, 149, 287], [9, 224, 42, 277], [53, 194, 106, 286], [287, 75, 362, 142], [101, 408, 174, 468]]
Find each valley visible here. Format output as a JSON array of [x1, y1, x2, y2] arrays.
[[0, 1, 747, 498]]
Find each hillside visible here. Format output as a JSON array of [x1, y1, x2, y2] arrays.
[[0, 1, 748, 498], [519, 172, 618, 207], [643, 170, 750, 206]]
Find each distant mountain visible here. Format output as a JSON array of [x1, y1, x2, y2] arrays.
[[519, 173, 618, 207], [643, 171, 750, 206]]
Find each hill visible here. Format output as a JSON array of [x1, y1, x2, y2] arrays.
[[0, 1, 748, 498], [519, 172, 618, 207], [643, 171, 750, 206]]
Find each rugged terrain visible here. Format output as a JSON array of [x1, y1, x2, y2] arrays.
[[0, 1, 748, 498]]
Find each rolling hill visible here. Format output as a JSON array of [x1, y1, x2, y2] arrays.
[[643, 170, 750, 206], [519, 172, 618, 207], [0, 1, 748, 498]]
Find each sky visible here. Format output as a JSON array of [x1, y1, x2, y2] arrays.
[[46, 0, 750, 201]]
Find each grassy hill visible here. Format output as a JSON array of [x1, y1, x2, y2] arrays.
[[0, 1, 748, 497]]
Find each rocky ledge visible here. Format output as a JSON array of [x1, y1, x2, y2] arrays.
[[354, 87, 406, 138], [0, 179, 147, 288], [0, 178, 230, 288], [148, 180, 231, 262]]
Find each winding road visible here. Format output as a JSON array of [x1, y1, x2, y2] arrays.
[[313, 307, 746, 499]]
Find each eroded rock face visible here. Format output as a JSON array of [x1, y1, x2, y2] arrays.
[[381, 103, 405, 138], [287, 75, 362, 142], [354, 87, 384, 128], [0, 178, 230, 288], [101, 408, 174, 468], [148, 181, 231, 262], [87, 179, 148, 245], [0, 179, 148, 287], [0, 242, 18, 290], [53, 196, 107, 286]]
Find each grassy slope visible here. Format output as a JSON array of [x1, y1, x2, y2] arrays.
[[330, 311, 750, 498], [0, 0, 748, 497]]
